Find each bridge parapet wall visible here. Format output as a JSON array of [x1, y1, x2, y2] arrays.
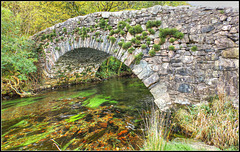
[[31, 5, 239, 110]]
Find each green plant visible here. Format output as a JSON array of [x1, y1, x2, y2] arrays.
[[135, 40, 141, 45], [149, 49, 156, 56], [96, 38, 100, 42], [141, 44, 147, 49], [128, 47, 135, 54], [41, 34, 46, 41], [159, 28, 184, 39], [146, 20, 162, 28], [95, 31, 100, 37], [125, 18, 131, 23], [107, 25, 112, 30], [136, 35, 141, 40], [126, 24, 131, 31], [114, 29, 120, 34], [148, 28, 155, 34], [55, 38, 59, 42], [131, 38, 136, 43], [99, 18, 107, 29], [153, 44, 160, 51], [169, 38, 175, 43], [191, 46, 197, 52], [117, 21, 127, 30], [109, 29, 114, 36], [135, 52, 143, 64], [142, 31, 148, 37], [146, 41, 151, 45], [219, 10, 224, 14], [120, 30, 125, 36], [146, 37, 151, 41], [122, 41, 132, 49], [109, 36, 116, 43], [159, 37, 166, 45], [134, 24, 143, 34], [113, 49, 118, 53], [63, 27, 67, 33], [118, 41, 124, 47], [169, 45, 175, 51]]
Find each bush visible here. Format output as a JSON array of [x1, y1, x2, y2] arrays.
[[173, 93, 239, 150], [95, 31, 100, 37], [118, 41, 124, 47], [135, 52, 143, 64], [117, 21, 127, 30], [149, 49, 156, 56], [128, 47, 135, 54], [159, 28, 184, 40], [170, 38, 175, 43], [159, 37, 166, 45], [135, 24, 143, 34], [122, 41, 132, 49], [146, 41, 151, 45], [114, 29, 120, 34], [169, 45, 175, 51], [153, 44, 160, 51], [135, 40, 141, 45], [63, 27, 67, 33], [136, 35, 141, 40], [109, 30, 114, 36], [141, 44, 147, 49], [120, 30, 125, 36], [142, 31, 148, 37], [131, 38, 136, 43], [146, 20, 162, 28], [129, 27, 135, 35], [148, 28, 155, 34], [109, 36, 116, 43], [126, 24, 131, 31], [107, 26, 113, 30], [146, 37, 151, 41], [191, 46, 197, 52]]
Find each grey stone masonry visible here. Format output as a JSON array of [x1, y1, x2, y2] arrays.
[[31, 5, 239, 111]]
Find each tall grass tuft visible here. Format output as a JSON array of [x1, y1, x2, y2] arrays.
[[139, 103, 171, 151], [173, 88, 239, 150]]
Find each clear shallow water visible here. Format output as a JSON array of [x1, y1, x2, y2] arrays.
[[1, 77, 154, 150]]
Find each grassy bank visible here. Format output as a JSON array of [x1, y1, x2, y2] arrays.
[[139, 93, 239, 151]]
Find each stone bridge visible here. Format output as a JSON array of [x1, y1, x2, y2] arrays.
[[31, 5, 239, 110]]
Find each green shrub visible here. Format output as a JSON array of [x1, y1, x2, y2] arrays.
[[99, 18, 107, 29], [159, 28, 184, 39], [114, 29, 120, 34], [146, 37, 151, 41], [135, 24, 143, 34], [146, 20, 162, 28], [153, 44, 160, 51], [135, 52, 143, 64], [86, 28, 90, 32], [96, 38, 100, 42], [107, 26, 113, 30], [118, 41, 124, 47], [95, 31, 100, 37], [135, 40, 141, 45], [131, 38, 136, 43], [155, 20, 162, 27], [146, 41, 151, 45], [146, 21, 153, 29], [148, 28, 155, 34], [129, 27, 135, 35], [128, 47, 135, 54], [60, 36, 64, 40], [109, 30, 114, 36], [170, 38, 175, 43], [142, 31, 148, 37], [136, 35, 141, 40], [120, 30, 125, 36], [117, 21, 127, 30], [191, 46, 197, 52], [169, 45, 175, 51], [159, 37, 166, 45], [122, 41, 132, 49], [107, 35, 110, 39], [219, 10, 225, 14], [63, 27, 67, 33], [149, 49, 156, 56], [113, 49, 118, 53], [55, 38, 59, 42], [109, 36, 116, 43], [126, 24, 131, 31], [125, 18, 131, 23], [41, 34, 46, 41], [141, 44, 147, 49], [95, 24, 98, 28]]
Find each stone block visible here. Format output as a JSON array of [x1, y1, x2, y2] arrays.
[[143, 73, 160, 87], [221, 48, 239, 59], [178, 83, 193, 93]]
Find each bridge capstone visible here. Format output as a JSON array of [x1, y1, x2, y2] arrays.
[[31, 5, 239, 110]]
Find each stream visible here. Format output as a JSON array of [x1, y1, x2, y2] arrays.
[[1, 77, 155, 150]]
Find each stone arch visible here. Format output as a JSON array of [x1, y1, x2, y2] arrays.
[[31, 5, 239, 110]]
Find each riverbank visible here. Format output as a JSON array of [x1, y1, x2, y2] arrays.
[[1, 72, 135, 101]]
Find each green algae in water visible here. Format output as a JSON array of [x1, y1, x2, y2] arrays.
[[2, 96, 45, 111], [58, 88, 97, 100], [65, 113, 86, 122], [9, 120, 28, 129], [82, 95, 118, 108]]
